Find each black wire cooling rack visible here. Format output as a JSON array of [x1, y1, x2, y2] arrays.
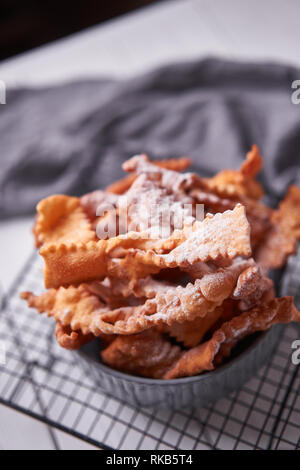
[[0, 251, 299, 450]]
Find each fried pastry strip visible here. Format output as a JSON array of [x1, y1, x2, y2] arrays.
[[80, 190, 119, 220], [55, 323, 94, 350], [240, 197, 272, 248], [87, 276, 172, 300], [21, 286, 112, 337], [232, 265, 275, 310], [166, 306, 224, 347], [34, 195, 97, 248], [130, 204, 250, 269], [118, 170, 195, 236], [204, 145, 264, 200], [123, 154, 203, 196], [106, 156, 192, 194], [101, 330, 182, 379], [256, 185, 300, 271], [166, 265, 274, 347], [164, 296, 300, 379], [95, 259, 256, 334], [191, 180, 272, 249]]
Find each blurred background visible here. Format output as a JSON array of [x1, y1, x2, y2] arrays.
[[0, 0, 299, 451]]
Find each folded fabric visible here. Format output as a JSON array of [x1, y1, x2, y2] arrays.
[[1, 58, 300, 218]]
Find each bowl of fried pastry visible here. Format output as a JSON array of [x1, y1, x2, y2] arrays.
[[21, 146, 300, 408]]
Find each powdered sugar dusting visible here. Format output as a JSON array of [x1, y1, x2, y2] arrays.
[[164, 204, 251, 265]]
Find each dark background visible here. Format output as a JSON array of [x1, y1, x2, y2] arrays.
[[0, 0, 160, 60]]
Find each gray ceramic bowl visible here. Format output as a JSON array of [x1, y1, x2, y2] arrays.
[[77, 324, 283, 409]]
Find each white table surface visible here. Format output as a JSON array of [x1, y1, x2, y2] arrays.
[[0, 0, 299, 450]]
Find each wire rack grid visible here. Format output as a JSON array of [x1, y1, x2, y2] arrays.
[[0, 251, 299, 450]]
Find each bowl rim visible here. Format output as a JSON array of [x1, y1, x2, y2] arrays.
[[78, 328, 272, 386]]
